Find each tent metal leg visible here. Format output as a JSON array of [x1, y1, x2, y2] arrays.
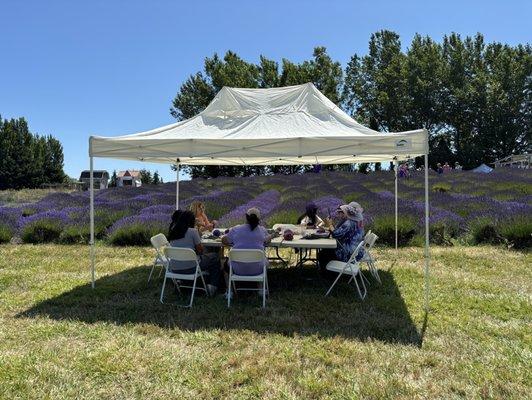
[[394, 160, 398, 250], [424, 154, 430, 312], [90, 156, 95, 289], [176, 162, 180, 210]]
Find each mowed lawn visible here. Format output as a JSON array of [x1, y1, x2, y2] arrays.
[[0, 245, 530, 399]]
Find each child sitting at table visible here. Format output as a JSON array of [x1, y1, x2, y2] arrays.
[[297, 202, 324, 228]]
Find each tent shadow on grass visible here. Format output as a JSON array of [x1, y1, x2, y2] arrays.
[[18, 264, 423, 346]]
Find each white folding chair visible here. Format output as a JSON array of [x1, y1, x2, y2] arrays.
[[324, 241, 367, 300], [148, 233, 169, 282], [227, 249, 268, 308], [361, 231, 380, 284], [161, 247, 209, 308]]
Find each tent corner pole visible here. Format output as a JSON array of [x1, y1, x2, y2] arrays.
[[175, 162, 180, 210], [89, 156, 95, 289], [424, 153, 430, 312], [394, 160, 398, 251]]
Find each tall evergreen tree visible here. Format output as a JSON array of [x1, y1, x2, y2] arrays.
[[0, 116, 65, 189]]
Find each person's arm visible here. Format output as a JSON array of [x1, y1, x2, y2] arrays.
[[201, 212, 214, 230], [262, 227, 272, 245], [316, 215, 325, 227], [222, 228, 235, 246], [195, 243, 204, 254], [331, 221, 350, 240]]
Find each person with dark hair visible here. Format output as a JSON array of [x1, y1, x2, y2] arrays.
[[297, 202, 324, 228], [168, 210, 220, 295], [221, 207, 272, 276], [168, 209, 183, 235]]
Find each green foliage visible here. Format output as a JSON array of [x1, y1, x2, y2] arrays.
[[59, 225, 90, 244], [432, 182, 452, 193], [343, 31, 531, 169], [108, 224, 160, 246], [203, 201, 230, 221], [469, 218, 501, 245], [152, 171, 161, 185], [499, 219, 532, 249], [109, 170, 118, 187], [0, 116, 65, 190], [95, 210, 130, 235], [139, 169, 152, 185], [369, 215, 417, 246], [265, 209, 301, 226], [21, 220, 63, 244], [0, 224, 12, 244]]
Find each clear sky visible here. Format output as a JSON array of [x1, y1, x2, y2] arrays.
[[1, 0, 530, 182]]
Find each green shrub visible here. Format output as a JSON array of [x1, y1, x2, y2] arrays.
[[59, 225, 90, 244], [108, 224, 161, 246], [469, 218, 501, 245], [368, 215, 417, 246], [21, 220, 63, 243], [266, 209, 301, 226], [95, 210, 130, 232], [204, 201, 230, 220], [0, 224, 12, 244], [432, 182, 451, 193], [499, 219, 532, 249]]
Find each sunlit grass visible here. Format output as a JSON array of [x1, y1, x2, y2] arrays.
[[0, 244, 530, 399]]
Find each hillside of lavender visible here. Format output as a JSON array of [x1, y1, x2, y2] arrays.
[[1, 169, 531, 248]]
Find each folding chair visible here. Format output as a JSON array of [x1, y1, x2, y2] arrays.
[[324, 241, 367, 300], [227, 249, 268, 308], [148, 233, 169, 282], [361, 231, 380, 284], [161, 247, 209, 308]]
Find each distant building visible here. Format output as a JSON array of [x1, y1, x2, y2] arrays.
[[494, 154, 530, 169], [117, 170, 142, 187], [79, 170, 109, 190]]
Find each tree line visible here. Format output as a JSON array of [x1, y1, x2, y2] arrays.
[[0, 116, 65, 190], [171, 31, 531, 178]]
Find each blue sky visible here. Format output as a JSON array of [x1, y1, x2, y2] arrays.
[[1, 0, 530, 182]]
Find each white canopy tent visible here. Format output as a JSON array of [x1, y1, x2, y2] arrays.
[[89, 83, 430, 310]]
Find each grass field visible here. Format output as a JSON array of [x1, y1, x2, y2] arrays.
[[0, 244, 530, 399]]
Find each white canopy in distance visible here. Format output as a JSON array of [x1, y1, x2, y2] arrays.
[[90, 83, 428, 165]]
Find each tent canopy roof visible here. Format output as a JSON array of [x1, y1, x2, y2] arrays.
[[90, 83, 427, 165]]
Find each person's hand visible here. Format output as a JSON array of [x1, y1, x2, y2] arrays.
[[324, 217, 334, 229]]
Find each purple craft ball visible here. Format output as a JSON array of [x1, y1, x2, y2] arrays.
[[212, 229, 221, 237], [283, 229, 294, 241]]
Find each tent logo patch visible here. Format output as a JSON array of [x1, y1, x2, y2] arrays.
[[395, 139, 411, 149]]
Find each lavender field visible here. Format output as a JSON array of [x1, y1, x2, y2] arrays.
[[1, 169, 531, 248]]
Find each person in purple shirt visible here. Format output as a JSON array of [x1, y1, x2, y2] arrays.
[[221, 207, 272, 276]]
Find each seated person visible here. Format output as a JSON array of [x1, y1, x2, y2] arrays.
[[167, 210, 221, 294], [297, 202, 324, 228], [221, 207, 272, 276], [318, 203, 365, 272], [190, 201, 217, 233]]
